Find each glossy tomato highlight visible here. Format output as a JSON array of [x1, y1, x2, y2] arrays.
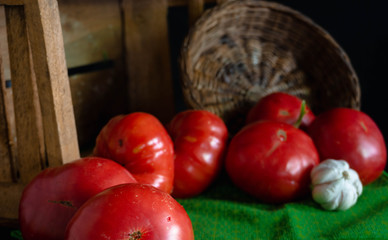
[[226, 121, 319, 203], [168, 110, 228, 198], [93, 112, 174, 193], [65, 183, 195, 240]]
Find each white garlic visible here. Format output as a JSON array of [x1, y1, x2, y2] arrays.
[[311, 159, 363, 211]]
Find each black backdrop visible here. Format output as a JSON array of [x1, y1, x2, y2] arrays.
[[168, 1, 388, 170]]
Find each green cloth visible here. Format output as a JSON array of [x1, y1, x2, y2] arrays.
[[3, 172, 387, 240], [177, 171, 388, 240]]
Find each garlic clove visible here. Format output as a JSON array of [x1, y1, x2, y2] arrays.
[[311, 159, 363, 211]]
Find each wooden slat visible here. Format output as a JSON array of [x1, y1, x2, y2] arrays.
[[122, 0, 175, 123], [58, 0, 127, 149], [0, 6, 9, 80], [0, 39, 13, 183], [24, 0, 80, 166], [188, 0, 204, 26], [58, 0, 123, 68], [0, 183, 24, 220], [70, 67, 127, 149], [0, 0, 24, 5], [5, 5, 43, 183]]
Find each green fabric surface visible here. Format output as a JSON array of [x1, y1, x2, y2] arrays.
[[3, 172, 387, 240], [177, 171, 388, 240]]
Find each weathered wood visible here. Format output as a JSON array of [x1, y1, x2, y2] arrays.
[[122, 0, 175, 123], [188, 0, 204, 26], [58, 0, 123, 68], [0, 183, 24, 220], [0, 0, 24, 5], [24, 0, 80, 166], [70, 67, 126, 149], [0, 5, 18, 184], [58, 0, 127, 148], [0, 39, 13, 183], [5, 5, 43, 183]]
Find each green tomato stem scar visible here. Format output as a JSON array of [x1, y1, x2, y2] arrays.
[[294, 100, 306, 129]]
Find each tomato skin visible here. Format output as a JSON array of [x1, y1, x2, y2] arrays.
[[19, 157, 137, 240], [168, 110, 228, 198], [308, 108, 387, 185], [246, 92, 315, 129], [65, 183, 194, 240], [225, 121, 319, 203], [93, 112, 174, 193]]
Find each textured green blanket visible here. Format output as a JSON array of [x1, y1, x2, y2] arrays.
[[177, 171, 388, 240], [3, 172, 387, 240]]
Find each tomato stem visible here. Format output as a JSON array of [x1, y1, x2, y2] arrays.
[[294, 100, 306, 129]]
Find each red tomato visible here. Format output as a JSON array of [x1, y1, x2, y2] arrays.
[[246, 92, 315, 129], [93, 112, 174, 193], [167, 110, 228, 198], [65, 183, 194, 240], [225, 121, 319, 203], [308, 108, 387, 185], [19, 157, 137, 240]]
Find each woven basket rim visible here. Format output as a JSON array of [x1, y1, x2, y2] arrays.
[[182, 0, 359, 86], [179, 0, 361, 124]]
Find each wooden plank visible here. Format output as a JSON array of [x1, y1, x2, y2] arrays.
[[5, 5, 43, 183], [0, 38, 13, 183], [58, 0, 123, 68], [0, 183, 24, 220], [1, 6, 21, 184], [70, 67, 127, 149], [0, 6, 9, 80], [0, 5, 14, 183], [24, 0, 80, 166], [188, 0, 204, 26], [122, 0, 175, 124], [0, 0, 24, 6]]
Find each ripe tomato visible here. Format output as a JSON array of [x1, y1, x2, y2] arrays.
[[225, 121, 319, 203], [65, 183, 195, 240], [308, 108, 387, 185], [167, 110, 228, 198], [19, 157, 137, 240], [246, 92, 315, 129], [93, 112, 174, 193]]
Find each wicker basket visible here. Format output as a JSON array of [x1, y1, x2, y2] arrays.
[[180, 0, 360, 132]]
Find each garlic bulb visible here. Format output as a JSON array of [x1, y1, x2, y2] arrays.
[[311, 159, 363, 211]]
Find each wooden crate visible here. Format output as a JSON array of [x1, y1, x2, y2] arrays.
[[0, 0, 222, 222]]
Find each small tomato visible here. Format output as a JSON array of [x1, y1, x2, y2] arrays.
[[93, 112, 174, 193], [168, 110, 228, 198], [246, 92, 315, 129]]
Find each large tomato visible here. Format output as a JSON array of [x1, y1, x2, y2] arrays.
[[246, 92, 315, 129], [225, 121, 319, 203], [167, 110, 228, 198], [65, 183, 195, 240], [19, 157, 137, 240], [93, 112, 174, 193], [308, 107, 387, 185]]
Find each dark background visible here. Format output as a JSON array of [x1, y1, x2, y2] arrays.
[[168, 0, 388, 171]]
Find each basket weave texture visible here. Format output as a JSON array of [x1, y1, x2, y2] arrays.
[[180, 0, 360, 131]]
